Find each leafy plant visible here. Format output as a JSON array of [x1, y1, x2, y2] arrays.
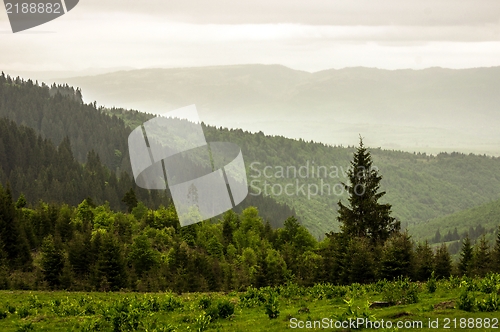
[[239, 287, 266, 308], [334, 298, 375, 325], [15, 322, 34, 332], [478, 293, 499, 312], [264, 290, 280, 319], [382, 277, 419, 305], [216, 299, 234, 319], [17, 306, 31, 319], [426, 272, 437, 293], [457, 290, 476, 312], [191, 312, 211, 332], [198, 296, 212, 310]]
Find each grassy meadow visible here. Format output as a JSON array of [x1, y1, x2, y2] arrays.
[[1, 275, 500, 332]]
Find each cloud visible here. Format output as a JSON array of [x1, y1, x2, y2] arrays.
[[1, 2, 500, 73], [74, 0, 500, 26]]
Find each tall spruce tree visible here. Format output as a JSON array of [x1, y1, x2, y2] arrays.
[[337, 137, 400, 244], [472, 235, 490, 277], [414, 241, 434, 281], [40, 235, 64, 287], [434, 243, 452, 279], [458, 235, 473, 277]]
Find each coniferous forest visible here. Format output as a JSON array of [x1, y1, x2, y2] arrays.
[[2, 73, 500, 331]]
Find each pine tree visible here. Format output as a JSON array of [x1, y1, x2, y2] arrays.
[[346, 236, 375, 284], [337, 137, 400, 245], [122, 188, 138, 213], [434, 243, 452, 279], [0, 184, 32, 269], [414, 241, 434, 281], [458, 235, 473, 277], [96, 233, 127, 291], [379, 231, 413, 280], [472, 235, 490, 277]]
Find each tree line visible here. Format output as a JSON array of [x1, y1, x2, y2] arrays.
[[1, 140, 500, 293]]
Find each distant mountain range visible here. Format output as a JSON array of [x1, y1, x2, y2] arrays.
[[48, 64, 500, 156]]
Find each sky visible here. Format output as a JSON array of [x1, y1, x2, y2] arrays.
[[1, 0, 500, 74]]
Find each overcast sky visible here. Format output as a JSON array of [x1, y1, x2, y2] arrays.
[[1, 0, 500, 74]]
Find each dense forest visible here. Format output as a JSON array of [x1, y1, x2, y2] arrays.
[[3, 73, 500, 239], [2, 73, 500, 295], [1, 137, 500, 293]]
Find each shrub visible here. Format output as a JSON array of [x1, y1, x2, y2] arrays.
[[6, 304, 16, 314], [217, 299, 235, 319], [264, 290, 280, 319], [17, 306, 31, 319], [162, 294, 183, 312], [478, 293, 499, 312], [382, 277, 419, 305], [15, 322, 34, 332], [198, 296, 212, 310], [193, 312, 211, 332], [334, 299, 375, 323], [0, 311, 7, 320], [457, 290, 476, 312], [426, 272, 437, 293], [240, 287, 266, 308], [479, 273, 500, 294]]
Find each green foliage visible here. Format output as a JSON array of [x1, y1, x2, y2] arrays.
[[239, 287, 267, 308], [459, 236, 474, 277], [40, 235, 64, 287], [477, 293, 500, 312], [198, 295, 212, 310], [15, 322, 34, 332], [216, 299, 235, 319], [426, 272, 437, 293], [334, 298, 375, 325], [434, 243, 452, 279], [381, 277, 419, 305], [192, 312, 211, 332], [264, 290, 280, 319], [337, 138, 400, 245], [457, 290, 476, 312], [379, 232, 413, 280], [128, 234, 160, 277]]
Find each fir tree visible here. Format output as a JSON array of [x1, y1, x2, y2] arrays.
[[122, 188, 138, 213], [40, 235, 64, 287], [96, 233, 127, 291], [472, 235, 490, 277], [414, 241, 434, 281], [379, 231, 413, 280], [337, 137, 400, 245], [434, 243, 452, 279]]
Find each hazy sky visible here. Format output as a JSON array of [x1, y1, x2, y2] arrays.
[[1, 0, 500, 73]]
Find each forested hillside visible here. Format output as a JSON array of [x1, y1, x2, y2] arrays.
[[3, 73, 500, 238], [1, 142, 500, 294], [410, 198, 500, 257]]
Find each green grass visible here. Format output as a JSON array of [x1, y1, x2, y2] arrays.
[[1, 276, 500, 331]]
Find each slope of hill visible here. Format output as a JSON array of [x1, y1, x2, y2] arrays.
[[3, 73, 500, 238], [54, 65, 500, 156], [409, 198, 500, 246], [105, 108, 500, 238]]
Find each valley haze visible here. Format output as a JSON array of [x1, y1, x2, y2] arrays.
[[42, 64, 500, 157]]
